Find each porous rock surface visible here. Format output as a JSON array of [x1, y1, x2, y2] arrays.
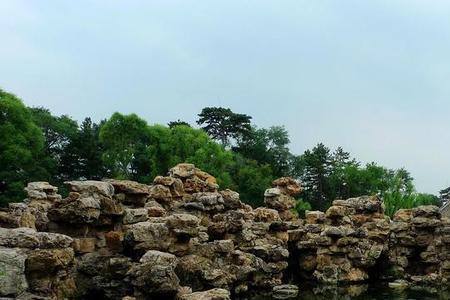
[[0, 163, 448, 299]]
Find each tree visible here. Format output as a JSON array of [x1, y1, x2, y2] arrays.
[[298, 143, 333, 210], [59, 118, 106, 180], [168, 120, 191, 128], [0, 90, 47, 205], [327, 147, 360, 200], [234, 125, 293, 177], [197, 107, 252, 147], [147, 124, 235, 188], [266, 126, 292, 177], [99, 113, 151, 179], [30, 107, 78, 179], [383, 170, 439, 217], [230, 154, 273, 207], [30, 107, 78, 156]]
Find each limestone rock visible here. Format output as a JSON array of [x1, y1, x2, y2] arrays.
[[64, 180, 114, 197], [25, 182, 60, 202], [264, 192, 295, 211], [139, 250, 178, 266], [105, 179, 150, 195], [128, 263, 180, 297], [272, 177, 302, 196], [124, 221, 170, 253], [0, 228, 73, 249], [123, 208, 148, 224], [170, 163, 196, 178], [179, 288, 230, 300], [72, 238, 97, 254], [272, 284, 299, 299], [0, 247, 28, 296], [220, 189, 242, 210]]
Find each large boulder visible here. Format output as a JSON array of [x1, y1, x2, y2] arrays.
[[0, 247, 28, 296], [104, 179, 150, 195], [0, 228, 73, 249], [64, 180, 114, 197], [128, 250, 180, 297], [25, 248, 76, 297], [264, 189, 295, 211], [48, 193, 101, 224], [124, 221, 171, 254], [272, 177, 302, 197]]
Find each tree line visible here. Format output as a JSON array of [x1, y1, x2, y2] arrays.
[[0, 89, 441, 216]]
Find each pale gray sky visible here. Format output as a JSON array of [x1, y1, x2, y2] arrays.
[[1, 1, 450, 193]]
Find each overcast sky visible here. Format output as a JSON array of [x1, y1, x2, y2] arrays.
[[1, 1, 450, 194]]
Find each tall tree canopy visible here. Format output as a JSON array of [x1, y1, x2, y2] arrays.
[[235, 125, 293, 177], [30, 107, 78, 180], [60, 117, 106, 181], [0, 90, 47, 205], [0, 89, 440, 217], [197, 107, 252, 147], [168, 120, 191, 128], [99, 112, 152, 179]]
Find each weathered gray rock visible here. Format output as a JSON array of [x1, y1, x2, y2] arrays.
[[0, 247, 28, 296], [25, 182, 59, 201], [220, 189, 242, 210], [0, 228, 73, 249], [139, 250, 178, 267], [124, 221, 170, 252], [48, 194, 101, 224], [169, 163, 196, 178], [272, 177, 302, 196], [64, 180, 114, 197], [179, 288, 230, 300], [123, 208, 148, 224], [272, 284, 299, 299], [105, 179, 150, 195], [128, 263, 180, 296]]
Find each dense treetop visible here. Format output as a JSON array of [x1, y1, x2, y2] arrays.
[[0, 90, 441, 215]]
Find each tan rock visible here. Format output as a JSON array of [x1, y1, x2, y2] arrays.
[[305, 211, 325, 224], [105, 179, 150, 195], [179, 288, 230, 300], [253, 208, 281, 222], [170, 163, 196, 178], [72, 238, 96, 253], [65, 180, 114, 197], [105, 231, 123, 252], [272, 177, 302, 196]]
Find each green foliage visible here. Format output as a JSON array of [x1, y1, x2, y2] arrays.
[[61, 117, 106, 180], [235, 126, 293, 177], [168, 120, 190, 128], [99, 112, 151, 179], [294, 199, 312, 218], [0, 91, 440, 213], [197, 107, 252, 147], [147, 124, 235, 188], [30, 107, 81, 181], [231, 155, 273, 207], [296, 143, 436, 215], [296, 143, 333, 210], [0, 90, 46, 205], [382, 171, 439, 217]]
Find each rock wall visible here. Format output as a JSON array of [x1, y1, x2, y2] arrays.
[[0, 163, 448, 299], [289, 196, 390, 284]]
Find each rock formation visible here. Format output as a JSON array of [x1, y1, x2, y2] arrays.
[[289, 196, 390, 283], [0, 163, 449, 299]]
